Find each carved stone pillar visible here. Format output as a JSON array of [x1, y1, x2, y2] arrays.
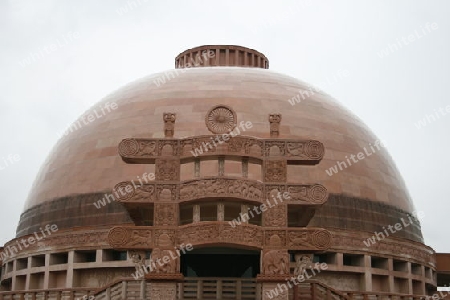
[[217, 203, 225, 221], [269, 114, 282, 138], [193, 205, 200, 223], [263, 188, 287, 227], [258, 249, 290, 300], [218, 156, 225, 176], [194, 159, 200, 178], [163, 113, 176, 138], [155, 158, 180, 181], [242, 157, 248, 178], [146, 234, 183, 300], [241, 204, 249, 224]]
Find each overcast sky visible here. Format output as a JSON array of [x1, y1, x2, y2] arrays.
[[0, 0, 449, 252]]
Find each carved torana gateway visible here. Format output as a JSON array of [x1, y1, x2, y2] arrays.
[[108, 105, 330, 299]]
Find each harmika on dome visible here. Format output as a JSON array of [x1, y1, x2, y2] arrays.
[[0, 45, 447, 300]]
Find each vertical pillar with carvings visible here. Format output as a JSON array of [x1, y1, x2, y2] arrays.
[[258, 248, 290, 300], [242, 157, 248, 178], [218, 156, 225, 177], [163, 113, 176, 138], [194, 159, 200, 178], [268, 114, 282, 138], [193, 205, 200, 223], [217, 203, 225, 221]]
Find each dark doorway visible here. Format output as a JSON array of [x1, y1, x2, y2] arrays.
[[180, 247, 260, 278]]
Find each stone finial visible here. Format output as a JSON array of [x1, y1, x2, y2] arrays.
[[163, 113, 176, 138], [269, 114, 282, 138]]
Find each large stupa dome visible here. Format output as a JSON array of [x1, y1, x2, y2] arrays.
[[1, 45, 435, 297]]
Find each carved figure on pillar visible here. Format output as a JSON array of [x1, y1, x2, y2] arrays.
[[269, 114, 282, 138], [294, 254, 312, 276], [129, 251, 146, 273], [263, 250, 289, 275], [163, 113, 176, 138]]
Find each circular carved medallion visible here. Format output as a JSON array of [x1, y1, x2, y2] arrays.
[[108, 227, 130, 247], [114, 181, 136, 201], [205, 105, 237, 134], [311, 229, 331, 249], [304, 140, 325, 160], [309, 184, 328, 203], [118, 138, 139, 156]]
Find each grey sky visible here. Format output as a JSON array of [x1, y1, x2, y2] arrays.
[[0, 0, 449, 252]]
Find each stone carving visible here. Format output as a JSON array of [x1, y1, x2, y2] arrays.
[[131, 184, 155, 202], [129, 251, 146, 273], [154, 203, 178, 226], [269, 114, 282, 138], [218, 157, 225, 176], [113, 181, 136, 201], [154, 230, 176, 247], [155, 158, 180, 181], [311, 229, 332, 249], [304, 140, 324, 160], [264, 160, 287, 182], [205, 105, 237, 134], [242, 158, 248, 178], [150, 248, 178, 273], [294, 254, 312, 276], [156, 184, 177, 201], [177, 223, 263, 248], [158, 140, 178, 156], [163, 113, 176, 138], [193, 205, 200, 223], [265, 230, 286, 248], [286, 184, 328, 204], [265, 141, 286, 157], [264, 204, 287, 227], [287, 229, 332, 250], [286, 140, 325, 160], [151, 283, 177, 300], [263, 283, 288, 300], [179, 178, 263, 201], [217, 203, 224, 221], [194, 159, 200, 177], [128, 230, 152, 247], [263, 250, 289, 275], [139, 140, 157, 156], [108, 227, 130, 247], [108, 227, 152, 248], [119, 137, 323, 161], [118, 138, 140, 156]]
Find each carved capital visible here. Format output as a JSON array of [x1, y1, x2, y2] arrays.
[[163, 113, 176, 138], [268, 114, 282, 138]]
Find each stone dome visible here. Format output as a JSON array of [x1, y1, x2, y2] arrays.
[[18, 46, 421, 243]]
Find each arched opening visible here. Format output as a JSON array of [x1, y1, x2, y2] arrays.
[[181, 247, 260, 278]]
